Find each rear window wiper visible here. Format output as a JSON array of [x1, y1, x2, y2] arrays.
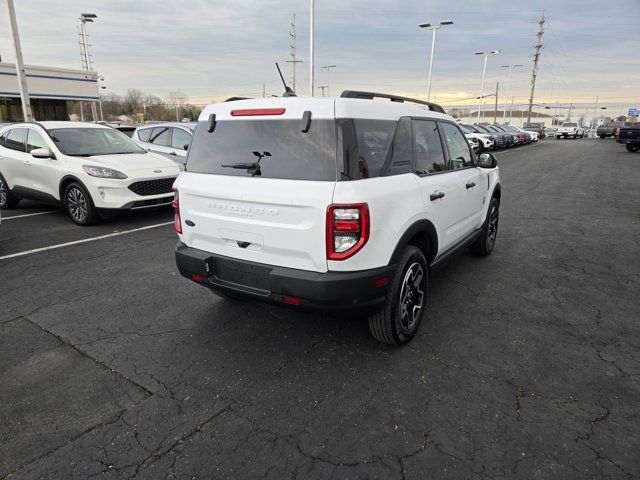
[[222, 151, 271, 176]]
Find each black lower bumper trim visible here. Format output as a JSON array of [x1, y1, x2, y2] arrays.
[[175, 242, 393, 310]]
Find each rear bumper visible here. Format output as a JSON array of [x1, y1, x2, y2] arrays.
[[175, 242, 393, 310], [616, 138, 640, 145]]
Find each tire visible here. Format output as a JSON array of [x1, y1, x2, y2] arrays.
[[470, 196, 499, 256], [64, 182, 99, 226], [368, 245, 428, 346], [0, 173, 20, 209], [599, 135, 605, 139], [626, 144, 640, 153]]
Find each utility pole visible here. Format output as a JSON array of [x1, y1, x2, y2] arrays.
[[475, 50, 500, 123], [590, 96, 599, 130], [318, 86, 327, 96], [6, 0, 33, 121], [510, 97, 515, 121], [322, 65, 336, 96], [527, 10, 545, 123], [78, 13, 99, 121], [286, 14, 302, 93], [262, 83, 266, 98], [493, 82, 499, 124], [309, 0, 315, 97], [567, 102, 573, 121], [501, 64, 522, 122]]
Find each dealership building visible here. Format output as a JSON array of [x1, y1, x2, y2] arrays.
[[0, 62, 100, 122]]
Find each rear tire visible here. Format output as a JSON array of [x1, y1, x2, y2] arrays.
[[470, 197, 499, 256], [64, 182, 99, 226], [599, 135, 605, 139], [368, 245, 428, 346], [0, 173, 20, 209], [626, 144, 640, 153]]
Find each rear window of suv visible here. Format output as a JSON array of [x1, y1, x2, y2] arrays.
[[187, 119, 338, 181], [562, 123, 578, 127]]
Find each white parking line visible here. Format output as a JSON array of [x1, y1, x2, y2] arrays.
[[2, 210, 62, 220], [0, 221, 174, 261]]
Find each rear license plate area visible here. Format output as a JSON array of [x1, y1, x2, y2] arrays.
[[213, 258, 270, 290]]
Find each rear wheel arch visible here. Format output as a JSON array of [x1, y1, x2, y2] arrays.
[[390, 220, 438, 267]]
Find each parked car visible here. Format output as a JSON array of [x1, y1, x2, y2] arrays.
[[466, 135, 480, 154], [493, 125, 521, 145], [523, 122, 545, 138], [469, 124, 506, 149], [132, 122, 196, 169], [481, 125, 515, 148], [112, 124, 138, 137], [610, 121, 633, 139], [503, 125, 537, 142], [544, 127, 557, 137], [0, 122, 180, 225], [555, 122, 585, 139], [173, 92, 501, 345], [616, 124, 640, 152], [460, 124, 495, 153]]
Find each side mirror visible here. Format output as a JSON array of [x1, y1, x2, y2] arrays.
[[31, 147, 54, 159], [183, 144, 189, 151], [478, 152, 497, 169]]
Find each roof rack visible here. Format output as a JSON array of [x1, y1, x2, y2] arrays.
[[340, 90, 446, 114], [224, 96, 252, 102]]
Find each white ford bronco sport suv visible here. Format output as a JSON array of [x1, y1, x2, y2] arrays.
[[174, 91, 501, 345]]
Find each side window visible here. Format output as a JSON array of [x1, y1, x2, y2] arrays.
[[150, 127, 170, 146], [27, 129, 49, 152], [440, 123, 473, 169], [137, 128, 152, 142], [0, 131, 7, 148], [5, 128, 27, 152], [171, 128, 191, 150], [413, 120, 447, 174]]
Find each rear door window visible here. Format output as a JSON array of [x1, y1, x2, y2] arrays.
[[5, 128, 27, 152], [150, 127, 170, 146], [187, 119, 337, 181], [413, 120, 447, 174]]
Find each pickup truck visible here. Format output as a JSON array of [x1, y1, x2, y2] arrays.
[[597, 124, 615, 138], [555, 122, 584, 139], [616, 124, 640, 152]]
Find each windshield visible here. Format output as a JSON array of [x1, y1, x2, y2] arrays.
[[49, 128, 146, 156], [187, 119, 337, 181], [460, 125, 475, 134]]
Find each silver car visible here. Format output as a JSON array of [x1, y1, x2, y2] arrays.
[[132, 122, 196, 169]]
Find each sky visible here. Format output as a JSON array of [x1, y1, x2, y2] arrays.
[[1, 0, 639, 116]]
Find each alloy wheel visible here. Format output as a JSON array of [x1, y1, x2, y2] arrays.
[[487, 204, 499, 250], [67, 187, 88, 222], [398, 262, 425, 331], [0, 179, 6, 207]]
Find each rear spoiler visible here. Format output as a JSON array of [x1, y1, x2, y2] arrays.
[[341, 90, 446, 114]]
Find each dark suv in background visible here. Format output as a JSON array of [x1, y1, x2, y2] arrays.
[[523, 122, 545, 138]]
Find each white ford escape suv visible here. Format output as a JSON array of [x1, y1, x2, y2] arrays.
[[174, 91, 501, 345], [0, 122, 181, 225]]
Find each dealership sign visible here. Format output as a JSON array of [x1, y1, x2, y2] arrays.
[[629, 108, 639, 117]]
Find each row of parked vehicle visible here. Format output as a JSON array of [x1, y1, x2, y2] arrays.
[[461, 123, 540, 154]]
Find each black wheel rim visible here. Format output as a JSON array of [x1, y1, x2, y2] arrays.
[[487, 203, 499, 250], [67, 187, 87, 222], [398, 262, 425, 331], [0, 179, 6, 207]]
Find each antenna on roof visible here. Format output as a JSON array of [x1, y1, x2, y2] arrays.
[[276, 62, 296, 97]]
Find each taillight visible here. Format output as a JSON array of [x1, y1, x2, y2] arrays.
[[326, 203, 369, 260], [172, 188, 182, 234]]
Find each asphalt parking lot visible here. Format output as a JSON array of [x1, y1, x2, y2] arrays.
[[1, 138, 639, 479]]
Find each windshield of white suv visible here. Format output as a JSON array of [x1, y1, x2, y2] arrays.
[[187, 119, 338, 181], [48, 128, 147, 157]]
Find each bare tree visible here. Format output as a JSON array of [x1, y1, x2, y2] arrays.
[[124, 89, 145, 116], [167, 90, 186, 122]]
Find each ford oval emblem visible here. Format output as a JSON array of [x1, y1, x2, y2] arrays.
[[154, 170, 162, 173]]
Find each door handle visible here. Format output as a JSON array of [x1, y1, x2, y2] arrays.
[[169, 151, 177, 156], [466, 181, 476, 189], [430, 191, 445, 201]]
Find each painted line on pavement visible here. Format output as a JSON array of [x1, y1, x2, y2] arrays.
[[2, 210, 62, 220], [0, 222, 174, 261]]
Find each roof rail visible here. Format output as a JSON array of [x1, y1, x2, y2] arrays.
[[224, 96, 252, 102], [340, 90, 446, 114]]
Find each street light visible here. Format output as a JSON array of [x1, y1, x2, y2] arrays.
[[418, 20, 454, 102], [475, 50, 500, 122], [322, 65, 336, 96], [79, 13, 98, 121], [501, 64, 522, 122]]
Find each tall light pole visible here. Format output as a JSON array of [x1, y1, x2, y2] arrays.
[[418, 20, 453, 102], [501, 64, 522, 122], [79, 13, 98, 121], [5, 0, 33, 121], [322, 65, 336, 96], [309, 0, 315, 97], [475, 50, 500, 122]]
